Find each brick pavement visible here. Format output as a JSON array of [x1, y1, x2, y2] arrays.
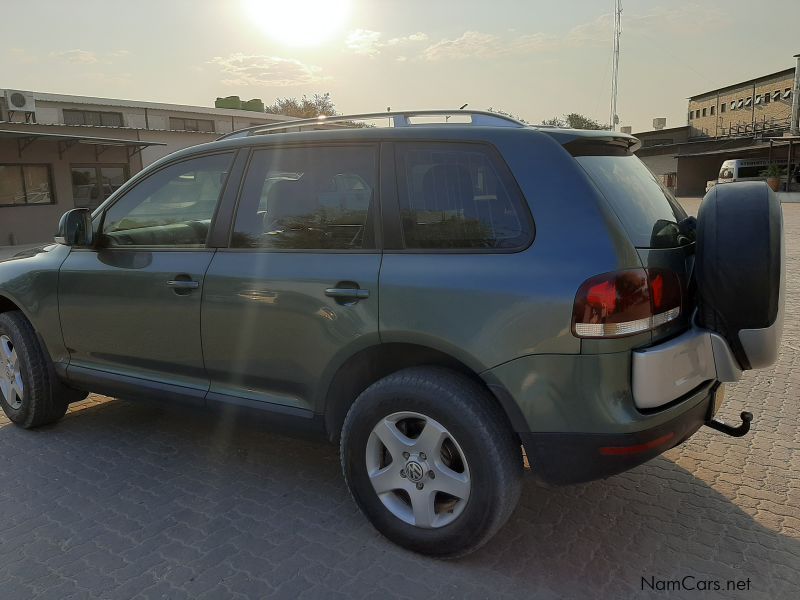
[[0, 201, 798, 599]]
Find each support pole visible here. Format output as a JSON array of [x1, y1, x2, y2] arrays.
[[792, 53, 800, 136]]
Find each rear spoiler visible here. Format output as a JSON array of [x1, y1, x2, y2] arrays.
[[544, 131, 642, 156]]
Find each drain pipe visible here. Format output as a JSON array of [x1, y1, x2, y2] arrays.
[[792, 53, 800, 135]]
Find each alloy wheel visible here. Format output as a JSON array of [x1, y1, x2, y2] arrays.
[[0, 334, 24, 410], [366, 411, 470, 528]]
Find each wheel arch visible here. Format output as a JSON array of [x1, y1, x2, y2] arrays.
[[0, 293, 23, 316], [321, 342, 528, 441]]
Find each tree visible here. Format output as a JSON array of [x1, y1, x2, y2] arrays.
[[265, 93, 337, 118], [487, 107, 529, 124], [541, 113, 608, 130]]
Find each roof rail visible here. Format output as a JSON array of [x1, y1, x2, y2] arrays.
[[217, 109, 526, 140]]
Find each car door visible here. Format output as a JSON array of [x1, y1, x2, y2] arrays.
[[201, 143, 381, 415], [59, 151, 237, 401]]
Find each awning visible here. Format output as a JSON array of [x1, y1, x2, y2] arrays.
[[677, 138, 800, 159], [0, 129, 165, 160]]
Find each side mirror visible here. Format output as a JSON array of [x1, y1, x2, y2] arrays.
[[55, 208, 94, 247]]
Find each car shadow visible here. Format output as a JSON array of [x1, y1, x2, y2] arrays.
[[0, 397, 797, 599]]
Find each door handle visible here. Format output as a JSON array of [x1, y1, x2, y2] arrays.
[[166, 280, 200, 289], [325, 288, 369, 299]]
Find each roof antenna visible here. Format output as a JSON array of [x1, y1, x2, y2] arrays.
[[610, 0, 622, 131]]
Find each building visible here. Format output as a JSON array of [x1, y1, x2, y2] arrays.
[[0, 90, 294, 245], [635, 59, 799, 197], [687, 68, 795, 139]]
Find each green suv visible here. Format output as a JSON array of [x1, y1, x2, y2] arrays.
[[0, 111, 784, 557]]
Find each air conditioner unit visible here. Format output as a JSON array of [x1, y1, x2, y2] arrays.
[[4, 89, 36, 113]]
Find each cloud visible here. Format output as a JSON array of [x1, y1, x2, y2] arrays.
[[420, 5, 727, 62], [345, 29, 383, 56], [47, 49, 131, 65], [345, 30, 429, 57], [386, 32, 429, 46], [422, 31, 501, 61], [209, 54, 325, 87], [422, 31, 557, 61], [50, 49, 99, 64]]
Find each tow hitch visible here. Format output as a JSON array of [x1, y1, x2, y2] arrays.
[[705, 411, 753, 437], [704, 384, 752, 437]]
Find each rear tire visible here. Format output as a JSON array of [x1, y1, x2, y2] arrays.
[[340, 366, 522, 558], [0, 311, 69, 429]]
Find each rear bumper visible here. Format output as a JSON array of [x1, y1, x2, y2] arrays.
[[631, 325, 742, 409], [520, 385, 714, 485]]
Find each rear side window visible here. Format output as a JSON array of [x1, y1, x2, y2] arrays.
[[232, 145, 377, 250], [395, 143, 532, 250], [575, 154, 689, 248]]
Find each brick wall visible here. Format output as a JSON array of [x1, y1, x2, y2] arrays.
[[687, 70, 795, 138]]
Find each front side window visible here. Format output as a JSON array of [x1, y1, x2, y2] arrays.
[[395, 143, 531, 250], [0, 164, 54, 206], [101, 153, 232, 247], [232, 145, 377, 250]]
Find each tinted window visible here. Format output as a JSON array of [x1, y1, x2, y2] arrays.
[[737, 165, 765, 178], [576, 154, 690, 248], [102, 153, 232, 247], [232, 146, 377, 250], [395, 143, 531, 250]]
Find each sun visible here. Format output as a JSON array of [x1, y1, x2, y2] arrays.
[[243, 0, 352, 47]]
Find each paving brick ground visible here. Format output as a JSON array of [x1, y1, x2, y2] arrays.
[[1, 201, 798, 599]]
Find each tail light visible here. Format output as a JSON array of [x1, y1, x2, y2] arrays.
[[572, 268, 682, 338]]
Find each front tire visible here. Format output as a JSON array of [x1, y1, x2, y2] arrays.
[[340, 366, 522, 558], [0, 311, 69, 429]]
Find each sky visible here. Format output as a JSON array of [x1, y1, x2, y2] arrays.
[[2, 0, 799, 132]]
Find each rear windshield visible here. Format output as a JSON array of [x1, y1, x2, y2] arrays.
[[576, 154, 690, 248]]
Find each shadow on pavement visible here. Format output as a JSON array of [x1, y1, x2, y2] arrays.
[[0, 398, 797, 599]]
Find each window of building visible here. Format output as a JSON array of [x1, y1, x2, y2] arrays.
[[744, 97, 752, 107], [784, 88, 793, 100], [232, 145, 377, 250], [63, 109, 123, 127], [71, 165, 129, 210], [0, 164, 54, 206], [395, 142, 532, 250], [721, 103, 727, 113], [702, 108, 707, 117], [688, 111, 693, 121], [754, 95, 762, 105], [737, 99, 744, 108], [764, 92, 771, 104], [730, 101, 736, 111], [773, 90, 781, 101], [102, 153, 233, 247], [710, 105, 715, 116], [169, 117, 215, 132]]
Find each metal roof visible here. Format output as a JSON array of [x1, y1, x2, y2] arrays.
[[0, 129, 164, 147], [688, 67, 795, 100], [677, 143, 774, 158], [4, 89, 297, 121]]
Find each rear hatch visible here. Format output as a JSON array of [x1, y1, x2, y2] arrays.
[[564, 135, 696, 343]]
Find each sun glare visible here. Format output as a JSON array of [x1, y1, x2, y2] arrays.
[[243, 0, 352, 47]]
